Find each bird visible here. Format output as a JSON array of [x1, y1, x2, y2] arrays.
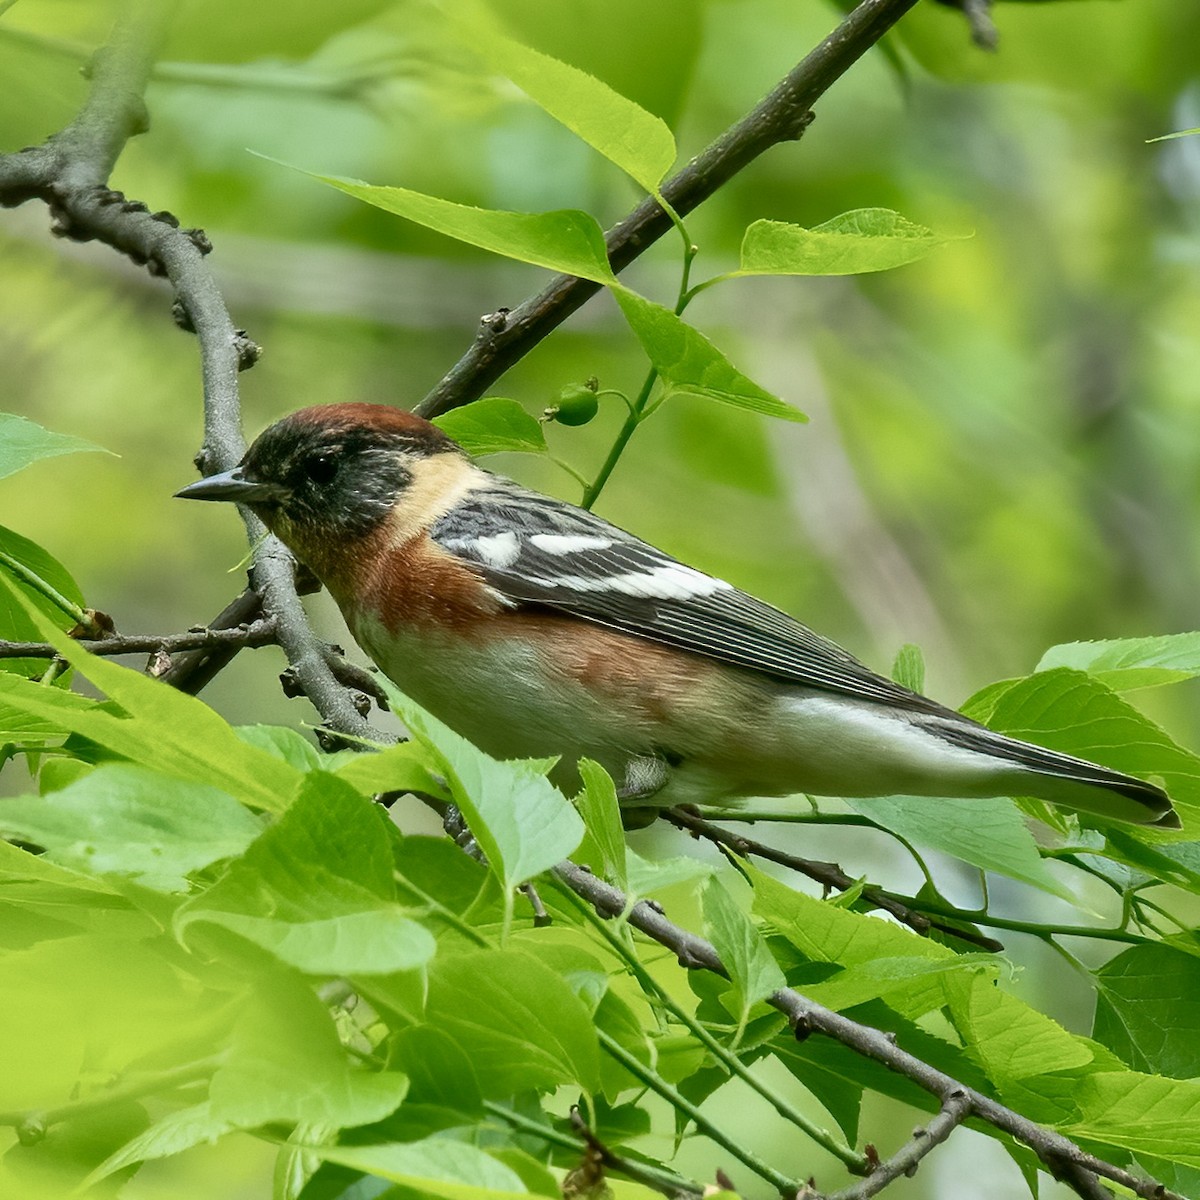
[[176, 402, 1179, 830]]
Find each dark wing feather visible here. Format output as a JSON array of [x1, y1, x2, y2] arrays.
[[431, 480, 947, 717]]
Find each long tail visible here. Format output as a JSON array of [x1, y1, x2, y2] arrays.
[[926, 717, 1180, 828]]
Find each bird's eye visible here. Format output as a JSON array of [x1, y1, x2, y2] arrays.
[[305, 454, 338, 484]]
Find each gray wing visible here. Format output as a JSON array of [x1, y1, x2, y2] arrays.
[[431, 479, 948, 717]]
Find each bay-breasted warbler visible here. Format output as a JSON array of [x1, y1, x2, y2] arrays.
[[177, 403, 1179, 829]]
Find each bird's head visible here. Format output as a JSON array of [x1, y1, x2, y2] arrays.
[[176, 403, 466, 568]]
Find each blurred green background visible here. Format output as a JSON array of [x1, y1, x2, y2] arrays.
[[1, 0, 1199, 1196]]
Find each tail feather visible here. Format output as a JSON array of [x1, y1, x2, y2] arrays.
[[927, 718, 1179, 829]]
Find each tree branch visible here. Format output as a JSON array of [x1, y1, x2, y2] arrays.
[[552, 859, 1184, 1200], [413, 0, 921, 419], [0, 0, 387, 742], [807, 1090, 971, 1200], [154, 588, 267, 694], [0, 619, 276, 660], [664, 808, 1005, 953]]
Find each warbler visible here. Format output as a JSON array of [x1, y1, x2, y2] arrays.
[[177, 403, 1179, 829]]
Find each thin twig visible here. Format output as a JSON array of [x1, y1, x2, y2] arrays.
[[597, 1028, 801, 1196], [157, 588, 269, 694], [0, 620, 276, 660], [480, 1101, 704, 1198], [813, 1091, 972, 1200], [892, 892, 1150, 946], [519, 880, 551, 927], [665, 808, 1004, 952], [698, 807, 941, 890], [413, 0, 921, 419], [567, 1106, 705, 1199]]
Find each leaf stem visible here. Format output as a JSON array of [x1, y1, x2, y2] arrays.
[[0, 548, 88, 629], [564, 887, 868, 1173], [549, 455, 592, 491], [580, 363, 660, 510], [483, 1101, 704, 1198], [0, 1057, 221, 1140], [683, 271, 739, 305], [674, 238, 699, 315], [581, 206, 696, 511], [593, 387, 637, 417], [392, 873, 490, 947], [896, 895, 1151, 944], [658, 195, 694, 270], [597, 1028, 802, 1197]]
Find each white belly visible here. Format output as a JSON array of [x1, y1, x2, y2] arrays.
[[352, 614, 660, 777], [351, 613, 1023, 810]]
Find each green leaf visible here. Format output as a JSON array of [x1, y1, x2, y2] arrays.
[[391, 836, 499, 935], [235, 724, 326, 770], [612, 286, 806, 422], [751, 864, 950, 968], [470, 23, 676, 195], [383, 683, 583, 897], [0, 573, 302, 812], [962, 667, 1200, 830], [86, 1103, 236, 1187], [847, 794, 1076, 901], [0, 932, 221, 1116], [701, 878, 786, 1038], [0, 764, 263, 891], [208, 973, 409, 1128], [0, 524, 86, 677], [1037, 633, 1200, 692], [179, 772, 435, 975], [0, 413, 109, 480], [333, 738, 445, 799], [890, 643, 925, 693], [806, 954, 1001, 1019], [737, 210, 961, 277], [312, 172, 615, 283], [0, 698, 68, 743], [749, 869, 1008, 1022], [314, 1138, 530, 1200], [573, 758, 627, 890], [433, 397, 549, 458], [941, 970, 1093, 1100], [392, 1026, 484, 1113], [773, 1001, 995, 1126], [770, 1039, 864, 1146], [624, 845, 713, 896], [425, 949, 602, 1094], [594, 989, 654, 1100], [0, 835, 115, 891], [275, 1121, 334, 1200], [1063, 1071, 1200, 1168], [1147, 126, 1200, 144], [0, 671, 100, 743], [1093, 944, 1200, 1078], [1101, 831, 1200, 906], [197, 907, 434, 976]]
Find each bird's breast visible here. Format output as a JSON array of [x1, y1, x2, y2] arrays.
[[331, 541, 736, 769]]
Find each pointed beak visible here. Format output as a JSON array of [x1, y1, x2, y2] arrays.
[[174, 468, 289, 505]]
